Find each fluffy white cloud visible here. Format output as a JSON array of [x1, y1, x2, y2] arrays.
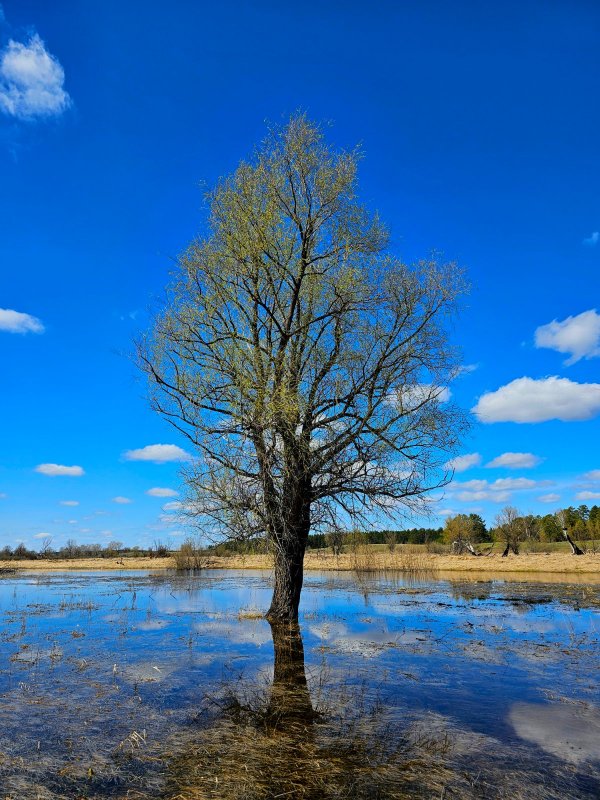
[[123, 444, 191, 463], [538, 493, 560, 503], [162, 501, 183, 512], [492, 477, 537, 490], [437, 508, 456, 517], [33, 531, 51, 539], [456, 490, 510, 503], [0, 34, 71, 120], [583, 470, 600, 482], [535, 309, 600, 365], [583, 231, 599, 246], [575, 491, 600, 501], [486, 452, 542, 469], [112, 496, 132, 504], [59, 499, 79, 506], [146, 487, 179, 497], [0, 307, 44, 334], [473, 377, 600, 423], [449, 476, 539, 504], [450, 479, 487, 491], [444, 453, 481, 473], [35, 463, 84, 477]]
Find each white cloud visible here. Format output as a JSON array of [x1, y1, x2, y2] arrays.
[[583, 470, 600, 482], [444, 453, 481, 473], [59, 499, 79, 506], [35, 463, 84, 477], [455, 490, 510, 503], [486, 452, 542, 469], [123, 444, 191, 463], [449, 476, 539, 504], [0, 34, 71, 120], [535, 309, 600, 365], [538, 493, 560, 503], [492, 477, 537, 491], [112, 496, 132, 504], [457, 363, 478, 375], [575, 491, 600, 501], [146, 487, 179, 497], [583, 231, 599, 246], [473, 377, 600, 423], [162, 501, 183, 512], [450, 479, 488, 491], [33, 531, 51, 539], [0, 307, 44, 334]]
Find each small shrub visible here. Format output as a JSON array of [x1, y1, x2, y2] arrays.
[[175, 538, 208, 572]]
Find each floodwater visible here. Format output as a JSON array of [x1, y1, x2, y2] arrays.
[[0, 569, 599, 799]]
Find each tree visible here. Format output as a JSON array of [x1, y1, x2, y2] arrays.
[[443, 514, 481, 555], [140, 115, 467, 621], [539, 513, 562, 542], [39, 536, 53, 557], [468, 513, 487, 542], [495, 505, 522, 556], [555, 509, 584, 555]]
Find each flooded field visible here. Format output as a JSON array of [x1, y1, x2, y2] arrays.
[[0, 569, 599, 799]]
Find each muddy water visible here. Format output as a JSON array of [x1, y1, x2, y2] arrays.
[[0, 569, 598, 799]]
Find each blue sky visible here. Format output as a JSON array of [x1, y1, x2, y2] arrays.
[[1, 0, 600, 549]]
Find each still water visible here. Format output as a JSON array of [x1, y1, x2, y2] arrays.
[[0, 569, 598, 799]]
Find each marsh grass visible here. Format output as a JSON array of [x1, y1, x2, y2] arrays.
[[163, 681, 455, 800], [395, 544, 439, 579], [174, 538, 212, 572]]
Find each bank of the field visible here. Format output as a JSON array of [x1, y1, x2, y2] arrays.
[[1, 549, 599, 579]]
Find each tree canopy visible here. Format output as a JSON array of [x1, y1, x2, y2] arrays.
[[140, 115, 467, 619]]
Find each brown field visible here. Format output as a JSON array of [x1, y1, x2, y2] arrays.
[[1, 548, 599, 580]]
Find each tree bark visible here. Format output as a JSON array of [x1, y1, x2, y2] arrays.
[[266, 535, 307, 622], [266, 477, 311, 622]]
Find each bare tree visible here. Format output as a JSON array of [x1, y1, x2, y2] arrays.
[[139, 115, 467, 620], [496, 506, 522, 557], [325, 529, 344, 557], [384, 531, 397, 553], [39, 536, 53, 557], [63, 538, 78, 559]]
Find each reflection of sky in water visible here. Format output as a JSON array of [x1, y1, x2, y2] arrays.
[[0, 569, 599, 797]]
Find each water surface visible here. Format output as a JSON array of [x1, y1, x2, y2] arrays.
[[0, 569, 598, 798]]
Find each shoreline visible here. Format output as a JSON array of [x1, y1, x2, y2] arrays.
[[1, 551, 599, 581]]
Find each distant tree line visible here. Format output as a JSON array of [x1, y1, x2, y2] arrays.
[[2, 504, 597, 561], [0, 538, 171, 561], [444, 504, 600, 556]]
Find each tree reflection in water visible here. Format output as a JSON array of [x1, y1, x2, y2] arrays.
[[165, 620, 452, 800]]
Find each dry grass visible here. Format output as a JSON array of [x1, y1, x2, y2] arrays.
[[0, 556, 174, 571], [2, 548, 599, 581], [163, 688, 454, 800]]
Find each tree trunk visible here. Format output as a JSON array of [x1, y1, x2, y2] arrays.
[[266, 536, 307, 622], [562, 529, 584, 556]]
